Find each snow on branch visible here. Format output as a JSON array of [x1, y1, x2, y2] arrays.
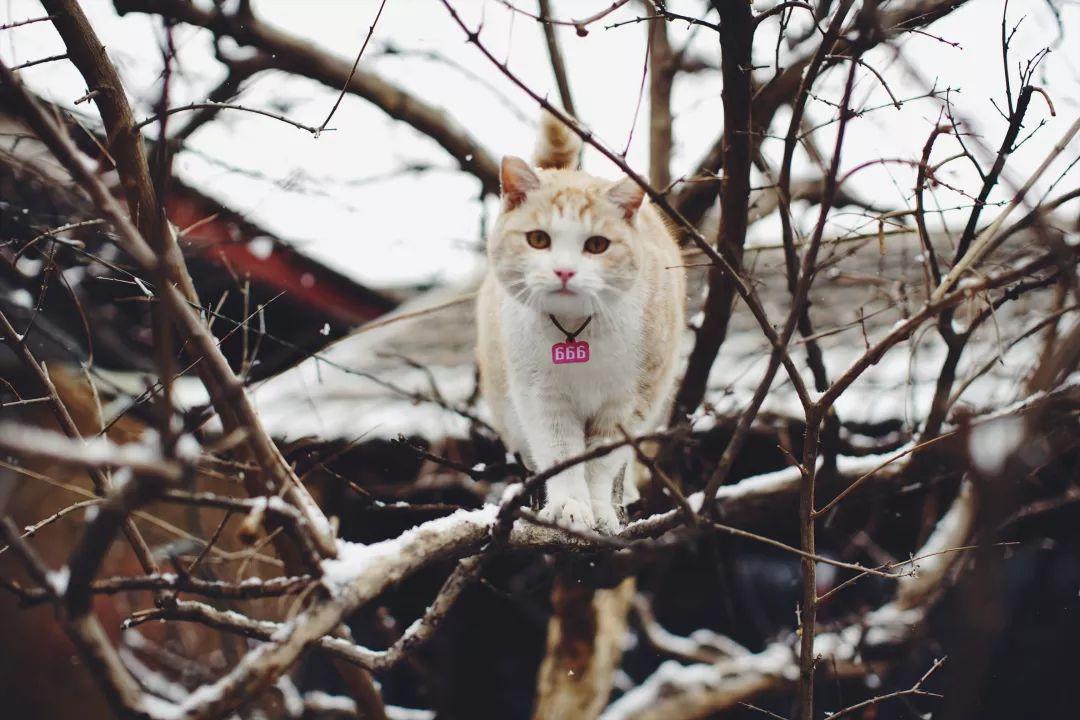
[[600, 480, 976, 720], [0, 1, 1074, 718]]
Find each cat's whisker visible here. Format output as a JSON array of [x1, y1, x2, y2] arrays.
[[593, 302, 619, 330]]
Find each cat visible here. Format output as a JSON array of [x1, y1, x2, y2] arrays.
[[476, 112, 685, 533]]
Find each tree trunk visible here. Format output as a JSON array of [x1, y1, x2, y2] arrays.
[[532, 575, 635, 720]]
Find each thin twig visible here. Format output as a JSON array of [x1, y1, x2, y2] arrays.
[[497, 0, 632, 34], [9, 52, 68, 71], [822, 657, 946, 719], [317, 0, 389, 134], [815, 433, 956, 517], [134, 102, 321, 134], [0, 14, 55, 30]]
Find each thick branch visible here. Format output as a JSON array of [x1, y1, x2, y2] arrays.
[[645, 2, 673, 189], [538, 0, 576, 117], [0, 60, 337, 560], [40, 0, 199, 303], [671, 1, 757, 420]]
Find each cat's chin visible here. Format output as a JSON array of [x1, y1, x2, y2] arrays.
[[535, 291, 595, 317]]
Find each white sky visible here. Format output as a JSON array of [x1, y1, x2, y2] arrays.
[[3, 0, 1078, 289]]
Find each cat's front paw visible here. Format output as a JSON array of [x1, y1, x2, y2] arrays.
[[592, 503, 622, 534], [539, 496, 595, 530]]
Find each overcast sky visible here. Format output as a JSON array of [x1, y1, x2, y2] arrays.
[[3, 0, 1077, 289]]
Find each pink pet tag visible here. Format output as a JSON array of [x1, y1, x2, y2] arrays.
[[549, 314, 592, 365], [552, 339, 590, 365]]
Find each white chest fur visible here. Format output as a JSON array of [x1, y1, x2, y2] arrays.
[[497, 284, 644, 422], [488, 280, 647, 533]]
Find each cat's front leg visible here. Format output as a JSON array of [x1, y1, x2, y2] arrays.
[[585, 444, 631, 533], [583, 405, 637, 533], [520, 403, 594, 529]]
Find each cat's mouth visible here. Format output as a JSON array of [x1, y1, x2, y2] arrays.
[[537, 286, 593, 315]]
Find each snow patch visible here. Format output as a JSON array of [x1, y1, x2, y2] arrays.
[[599, 643, 794, 720], [48, 567, 70, 595], [174, 433, 202, 462], [247, 236, 275, 260], [303, 691, 358, 715], [969, 415, 1024, 475], [320, 505, 497, 590], [385, 706, 436, 720], [8, 288, 33, 308], [275, 676, 304, 718]]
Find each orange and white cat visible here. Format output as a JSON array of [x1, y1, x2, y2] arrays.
[[476, 113, 685, 533]]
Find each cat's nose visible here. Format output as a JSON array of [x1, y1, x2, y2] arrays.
[[553, 268, 576, 287]]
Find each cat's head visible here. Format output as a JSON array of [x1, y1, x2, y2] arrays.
[[488, 156, 646, 317]]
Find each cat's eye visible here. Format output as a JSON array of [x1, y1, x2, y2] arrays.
[[584, 235, 610, 254], [526, 230, 551, 250]]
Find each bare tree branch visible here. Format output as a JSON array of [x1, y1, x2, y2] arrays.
[[113, 0, 502, 194], [644, 1, 674, 190], [0, 310, 161, 578], [600, 479, 978, 720], [538, 0, 577, 117], [0, 58, 337, 561], [317, 0, 389, 134], [671, 0, 757, 420]]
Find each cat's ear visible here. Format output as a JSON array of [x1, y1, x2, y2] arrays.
[[501, 156, 540, 210], [606, 177, 645, 221]]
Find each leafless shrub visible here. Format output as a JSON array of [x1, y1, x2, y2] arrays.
[[0, 2, 1076, 719]]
